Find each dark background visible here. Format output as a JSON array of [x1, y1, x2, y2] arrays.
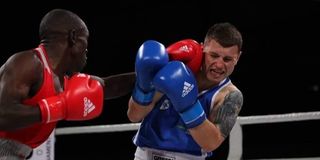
[[1, 1, 319, 159]]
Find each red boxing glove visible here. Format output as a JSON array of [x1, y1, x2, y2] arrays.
[[38, 73, 104, 123], [166, 39, 203, 74]]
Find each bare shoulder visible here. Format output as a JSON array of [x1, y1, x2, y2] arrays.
[[0, 49, 43, 100], [0, 50, 43, 85], [4, 50, 42, 70], [213, 83, 243, 109], [210, 83, 243, 138]]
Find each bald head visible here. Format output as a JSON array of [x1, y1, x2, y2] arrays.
[[39, 9, 88, 40]]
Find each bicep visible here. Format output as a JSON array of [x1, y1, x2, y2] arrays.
[[0, 67, 27, 104], [211, 90, 243, 138], [0, 54, 40, 104]]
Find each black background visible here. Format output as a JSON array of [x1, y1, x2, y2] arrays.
[[1, 1, 319, 159]]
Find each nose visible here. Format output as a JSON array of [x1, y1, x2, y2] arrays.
[[213, 57, 224, 68]]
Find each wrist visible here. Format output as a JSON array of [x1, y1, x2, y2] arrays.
[[38, 95, 66, 123], [179, 100, 206, 128], [131, 83, 155, 106]]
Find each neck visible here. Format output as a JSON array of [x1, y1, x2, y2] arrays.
[[196, 71, 219, 92], [40, 43, 67, 77]]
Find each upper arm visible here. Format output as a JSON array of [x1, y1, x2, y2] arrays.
[[0, 52, 42, 105], [210, 89, 243, 138], [0, 51, 45, 130]]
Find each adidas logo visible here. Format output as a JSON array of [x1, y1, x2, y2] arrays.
[[83, 97, 96, 117], [179, 45, 190, 52], [159, 99, 170, 110], [181, 81, 194, 97]]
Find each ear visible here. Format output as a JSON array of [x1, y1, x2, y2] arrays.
[[238, 51, 242, 60], [234, 51, 242, 65], [68, 29, 77, 46]]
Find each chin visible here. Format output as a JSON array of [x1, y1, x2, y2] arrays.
[[208, 75, 223, 84]]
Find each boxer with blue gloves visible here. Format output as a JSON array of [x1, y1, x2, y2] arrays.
[[128, 22, 244, 160]]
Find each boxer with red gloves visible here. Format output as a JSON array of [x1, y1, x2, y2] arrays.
[[128, 22, 244, 160], [0, 9, 135, 159], [38, 73, 104, 123]]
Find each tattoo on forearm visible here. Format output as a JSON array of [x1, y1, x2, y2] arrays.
[[214, 90, 243, 137]]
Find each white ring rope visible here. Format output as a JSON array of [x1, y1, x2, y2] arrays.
[[54, 111, 320, 160], [56, 123, 140, 135], [238, 111, 320, 125], [55, 111, 320, 135]]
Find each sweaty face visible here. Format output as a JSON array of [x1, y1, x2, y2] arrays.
[[202, 39, 240, 84]]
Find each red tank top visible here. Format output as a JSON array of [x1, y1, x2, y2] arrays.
[[0, 44, 58, 148]]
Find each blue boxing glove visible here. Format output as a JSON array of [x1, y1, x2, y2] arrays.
[[132, 40, 169, 105], [153, 61, 206, 128]]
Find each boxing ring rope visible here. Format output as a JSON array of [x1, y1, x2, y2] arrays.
[[227, 111, 320, 160], [55, 111, 320, 160]]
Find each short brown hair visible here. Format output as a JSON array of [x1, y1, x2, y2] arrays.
[[205, 22, 243, 52]]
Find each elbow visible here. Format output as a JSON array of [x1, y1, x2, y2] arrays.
[[201, 142, 222, 152], [0, 118, 17, 131], [0, 111, 14, 131], [201, 135, 225, 152], [0, 121, 8, 131]]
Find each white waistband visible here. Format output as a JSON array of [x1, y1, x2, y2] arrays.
[[0, 138, 32, 159], [134, 147, 205, 160]]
